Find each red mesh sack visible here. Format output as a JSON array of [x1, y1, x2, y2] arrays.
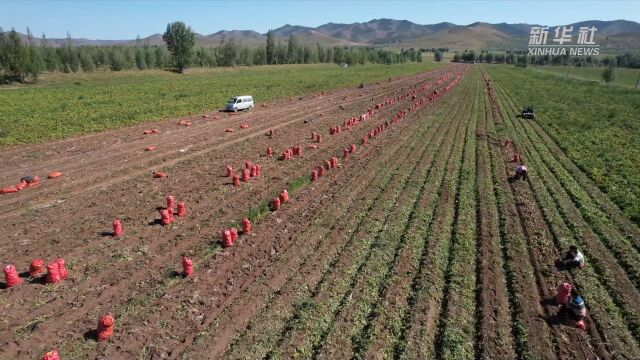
[[318, 167, 325, 177], [272, 197, 281, 211], [230, 228, 238, 243], [152, 172, 167, 178], [97, 314, 115, 341], [3, 264, 21, 287], [311, 170, 318, 181], [160, 209, 171, 225], [166, 195, 175, 210], [242, 169, 250, 182], [177, 201, 186, 217], [47, 171, 63, 179], [112, 219, 123, 237], [226, 165, 234, 177], [232, 175, 240, 187], [182, 256, 193, 277], [42, 350, 60, 360], [222, 229, 233, 247], [267, 147, 273, 156], [242, 218, 252, 234], [555, 282, 572, 305], [56, 259, 68, 280], [0, 186, 18, 194], [144, 146, 157, 151], [46, 262, 61, 284], [279, 189, 289, 203], [29, 259, 45, 277], [168, 208, 175, 223]]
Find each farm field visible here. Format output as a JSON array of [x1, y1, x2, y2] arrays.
[[533, 65, 640, 88], [0, 62, 442, 147], [1, 62, 639, 360], [486, 65, 640, 225]]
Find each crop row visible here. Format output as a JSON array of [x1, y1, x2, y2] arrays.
[[9, 69, 458, 359], [490, 80, 640, 355], [315, 72, 475, 360], [263, 79, 470, 359], [391, 76, 473, 359], [434, 71, 480, 360], [483, 70, 543, 360], [212, 76, 465, 360], [473, 73, 517, 359]]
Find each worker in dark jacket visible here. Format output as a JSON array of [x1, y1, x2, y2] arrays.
[[513, 164, 528, 181], [562, 245, 586, 270]]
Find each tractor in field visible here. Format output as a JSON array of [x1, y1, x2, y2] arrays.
[[521, 106, 535, 119]]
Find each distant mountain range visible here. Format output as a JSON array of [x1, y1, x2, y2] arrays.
[[10, 19, 640, 51]]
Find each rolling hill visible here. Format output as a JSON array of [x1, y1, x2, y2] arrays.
[[9, 19, 640, 51]]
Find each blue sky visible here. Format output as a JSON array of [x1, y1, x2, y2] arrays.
[[1, 0, 639, 39]]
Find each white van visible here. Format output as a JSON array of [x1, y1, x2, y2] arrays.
[[225, 95, 254, 112]]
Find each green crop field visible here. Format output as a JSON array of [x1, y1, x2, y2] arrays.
[[533, 65, 640, 88], [485, 64, 640, 224], [0, 62, 442, 147]]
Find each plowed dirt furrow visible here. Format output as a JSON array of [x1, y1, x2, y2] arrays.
[[0, 68, 463, 358], [488, 75, 608, 359], [484, 84, 557, 359], [312, 72, 472, 360], [0, 69, 460, 319], [0, 68, 452, 218], [474, 75, 516, 360], [219, 88, 460, 357], [115, 81, 456, 359], [394, 75, 471, 360]]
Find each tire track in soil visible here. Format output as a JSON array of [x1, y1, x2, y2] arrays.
[[492, 78, 640, 357], [0, 68, 451, 219], [0, 68, 460, 358], [474, 72, 517, 360], [314, 69, 472, 360], [181, 92, 454, 360], [486, 72, 607, 359], [120, 83, 452, 359], [392, 71, 473, 360]]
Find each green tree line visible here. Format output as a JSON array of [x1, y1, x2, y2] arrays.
[[451, 49, 640, 68], [0, 26, 422, 83]]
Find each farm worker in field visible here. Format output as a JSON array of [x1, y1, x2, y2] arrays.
[[562, 245, 586, 270], [513, 164, 528, 181], [564, 295, 587, 330]]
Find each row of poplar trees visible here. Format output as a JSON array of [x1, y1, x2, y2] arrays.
[[0, 22, 422, 83]]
